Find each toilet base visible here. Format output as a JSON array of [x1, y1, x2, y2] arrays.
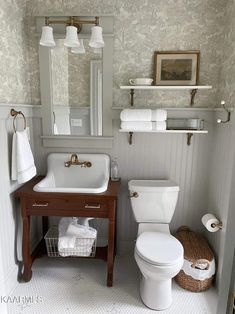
[[140, 275, 172, 311]]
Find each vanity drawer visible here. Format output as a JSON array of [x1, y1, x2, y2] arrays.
[[25, 198, 108, 212]]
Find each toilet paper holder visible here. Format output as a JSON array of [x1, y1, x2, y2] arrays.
[[211, 222, 223, 229]]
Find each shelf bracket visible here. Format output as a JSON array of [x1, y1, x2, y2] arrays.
[[130, 89, 135, 107], [190, 89, 198, 106], [129, 132, 133, 145], [187, 133, 193, 146]]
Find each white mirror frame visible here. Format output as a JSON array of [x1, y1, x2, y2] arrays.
[[37, 15, 114, 148]]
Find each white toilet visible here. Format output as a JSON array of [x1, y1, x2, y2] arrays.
[[128, 180, 184, 311]]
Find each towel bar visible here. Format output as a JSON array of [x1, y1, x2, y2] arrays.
[[10, 108, 26, 132]]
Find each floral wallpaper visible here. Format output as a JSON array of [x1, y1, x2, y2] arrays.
[[51, 40, 69, 106], [0, 0, 31, 104], [219, 0, 235, 109], [0, 0, 233, 108], [50, 39, 101, 107], [68, 40, 101, 107], [26, 0, 226, 108]]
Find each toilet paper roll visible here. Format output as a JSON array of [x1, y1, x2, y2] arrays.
[[201, 214, 220, 232]]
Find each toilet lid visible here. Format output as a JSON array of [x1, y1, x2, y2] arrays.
[[136, 232, 184, 266]]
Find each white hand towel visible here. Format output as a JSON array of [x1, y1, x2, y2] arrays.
[[151, 109, 167, 121], [152, 121, 167, 131], [120, 109, 152, 121], [11, 130, 37, 184], [121, 121, 152, 131]]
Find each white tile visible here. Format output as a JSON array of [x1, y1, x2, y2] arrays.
[[8, 256, 217, 314]]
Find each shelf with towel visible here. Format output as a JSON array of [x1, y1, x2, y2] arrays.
[[120, 85, 212, 106], [119, 129, 208, 145]]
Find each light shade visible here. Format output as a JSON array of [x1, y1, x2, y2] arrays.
[[40, 26, 55, 47], [71, 39, 85, 54], [64, 26, 80, 48], [89, 26, 104, 48]]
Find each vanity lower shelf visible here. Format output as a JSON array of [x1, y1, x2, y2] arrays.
[[119, 129, 208, 145]]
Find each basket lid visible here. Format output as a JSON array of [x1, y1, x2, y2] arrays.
[[175, 227, 214, 263]]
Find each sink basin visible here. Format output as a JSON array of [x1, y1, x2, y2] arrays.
[[33, 153, 110, 193]]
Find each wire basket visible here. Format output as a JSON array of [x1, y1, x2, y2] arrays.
[[44, 225, 97, 258]]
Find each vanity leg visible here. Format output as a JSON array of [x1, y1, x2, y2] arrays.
[[107, 202, 116, 287], [42, 216, 49, 236], [22, 214, 32, 282]]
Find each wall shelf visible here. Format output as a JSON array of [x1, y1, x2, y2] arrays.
[[119, 129, 208, 145], [120, 85, 212, 106]]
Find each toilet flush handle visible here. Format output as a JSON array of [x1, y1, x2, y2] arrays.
[[129, 192, 139, 198]]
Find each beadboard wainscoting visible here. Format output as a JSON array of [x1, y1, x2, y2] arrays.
[[35, 109, 215, 254], [0, 104, 42, 295]]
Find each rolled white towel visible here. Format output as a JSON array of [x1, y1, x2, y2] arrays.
[[151, 109, 167, 121], [120, 109, 152, 121], [152, 121, 167, 131], [59, 245, 93, 257], [66, 223, 97, 239], [121, 121, 152, 131], [58, 218, 76, 252], [58, 235, 76, 251], [58, 217, 97, 256]]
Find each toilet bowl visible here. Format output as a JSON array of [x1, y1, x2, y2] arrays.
[[128, 179, 184, 310], [135, 231, 184, 310]]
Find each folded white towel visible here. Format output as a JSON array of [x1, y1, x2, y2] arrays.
[[58, 235, 76, 250], [58, 217, 97, 256], [151, 109, 167, 121], [67, 223, 97, 239], [120, 109, 152, 122], [11, 130, 37, 184], [152, 121, 167, 131], [59, 245, 93, 257], [121, 121, 152, 131]]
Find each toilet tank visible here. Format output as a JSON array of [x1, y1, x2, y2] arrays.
[[128, 180, 179, 223]]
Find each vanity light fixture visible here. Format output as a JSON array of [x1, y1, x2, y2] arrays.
[[217, 100, 231, 124], [39, 16, 104, 49]]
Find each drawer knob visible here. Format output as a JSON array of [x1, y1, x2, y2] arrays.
[[85, 204, 101, 209], [32, 202, 49, 207]]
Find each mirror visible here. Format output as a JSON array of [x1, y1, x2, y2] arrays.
[[51, 39, 102, 136], [38, 16, 114, 140]]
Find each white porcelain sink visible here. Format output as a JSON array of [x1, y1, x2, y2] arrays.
[[33, 153, 110, 193]]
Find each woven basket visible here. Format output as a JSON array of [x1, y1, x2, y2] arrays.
[[175, 226, 215, 292]]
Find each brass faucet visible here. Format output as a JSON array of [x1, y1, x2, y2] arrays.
[[64, 153, 92, 168]]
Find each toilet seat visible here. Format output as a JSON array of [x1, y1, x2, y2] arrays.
[[136, 231, 183, 266]]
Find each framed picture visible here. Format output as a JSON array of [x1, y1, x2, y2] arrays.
[[154, 51, 200, 86]]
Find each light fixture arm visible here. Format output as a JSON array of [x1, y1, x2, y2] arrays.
[[44, 16, 100, 27], [217, 101, 231, 124]]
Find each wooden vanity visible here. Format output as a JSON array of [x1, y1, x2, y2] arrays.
[[14, 176, 120, 287]]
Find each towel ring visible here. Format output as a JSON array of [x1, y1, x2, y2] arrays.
[[10, 108, 26, 133]]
